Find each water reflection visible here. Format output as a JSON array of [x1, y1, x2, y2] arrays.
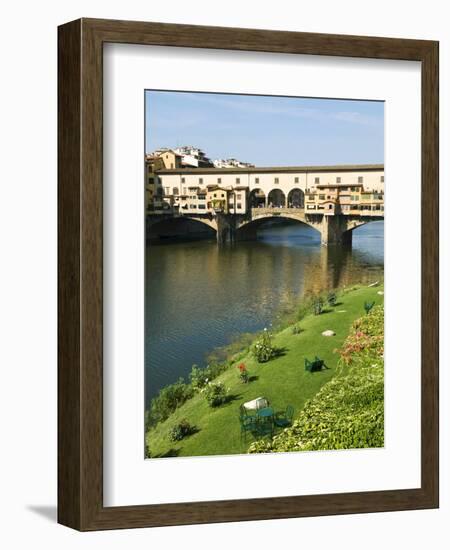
[[145, 221, 384, 404]]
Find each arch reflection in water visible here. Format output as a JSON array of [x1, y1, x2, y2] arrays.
[[145, 220, 384, 405]]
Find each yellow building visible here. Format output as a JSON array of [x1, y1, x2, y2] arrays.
[[145, 155, 165, 211], [206, 186, 230, 213], [305, 182, 384, 216], [158, 149, 183, 170]]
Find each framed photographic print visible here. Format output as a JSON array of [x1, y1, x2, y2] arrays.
[[58, 18, 439, 530]]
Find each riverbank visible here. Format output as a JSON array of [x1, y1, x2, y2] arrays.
[[145, 222, 385, 403], [146, 283, 384, 458]]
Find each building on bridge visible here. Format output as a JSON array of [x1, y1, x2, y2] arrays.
[[146, 164, 384, 246], [172, 185, 249, 215], [154, 163, 384, 214], [305, 181, 384, 217]]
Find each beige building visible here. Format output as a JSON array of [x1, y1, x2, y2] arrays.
[[144, 155, 165, 211], [305, 182, 384, 216], [157, 149, 183, 170], [155, 164, 384, 213], [175, 186, 208, 214]]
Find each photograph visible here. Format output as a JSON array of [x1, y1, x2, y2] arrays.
[[144, 90, 385, 459]]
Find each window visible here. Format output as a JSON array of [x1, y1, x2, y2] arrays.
[[199, 178, 203, 184], [274, 177, 279, 184], [173, 187, 179, 195], [255, 177, 259, 184], [307, 205, 316, 210], [237, 203, 242, 209], [237, 194, 242, 199], [217, 178, 221, 184], [329, 204, 333, 209], [170, 163, 174, 169], [164, 187, 170, 195], [181, 177, 185, 183], [319, 194, 325, 200], [294, 177, 299, 183], [358, 176, 364, 183], [314, 177, 320, 184], [148, 177, 154, 184], [213, 193, 217, 198], [381, 175, 384, 182], [336, 177, 341, 183], [198, 204, 206, 209], [236, 178, 240, 184], [182, 187, 186, 194], [308, 195, 315, 200]]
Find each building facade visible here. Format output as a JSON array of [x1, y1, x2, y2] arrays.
[[213, 158, 255, 168], [153, 164, 384, 215]]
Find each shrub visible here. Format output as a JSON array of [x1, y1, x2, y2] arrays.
[[252, 329, 277, 363], [169, 419, 195, 441], [236, 363, 249, 383], [364, 300, 375, 314], [148, 378, 194, 426], [337, 304, 384, 366], [291, 324, 302, 335], [189, 364, 209, 391], [202, 381, 229, 407], [327, 291, 337, 307], [312, 297, 324, 315], [190, 362, 228, 391]]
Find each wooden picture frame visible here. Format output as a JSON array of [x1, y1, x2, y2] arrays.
[[58, 18, 439, 531]]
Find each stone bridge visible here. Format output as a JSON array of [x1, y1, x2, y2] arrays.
[[146, 207, 384, 245]]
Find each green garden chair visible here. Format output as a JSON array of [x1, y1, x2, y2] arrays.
[[254, 416, 273, 439], [239, 414, 258, 442], [274, 405, 294, 428], [305, 356, 329, 372]]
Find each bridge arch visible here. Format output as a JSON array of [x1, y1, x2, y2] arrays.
[[249, 188, 266, 208], [344, 217, 384, 233], [287, 188, 304, 208], [268, 189, 286, 207], [335, 217, 384, 246], [236, 210, 321, 241], [146, 214, 217, 242]]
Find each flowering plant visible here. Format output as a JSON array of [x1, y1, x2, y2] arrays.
[[236, 363, 249, 383], [201, 381, 230, 407], [335, 304, 384, 366], [252, 329, 277, 363]]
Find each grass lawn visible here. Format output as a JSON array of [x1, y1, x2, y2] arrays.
[[146, 283, 384, 458]]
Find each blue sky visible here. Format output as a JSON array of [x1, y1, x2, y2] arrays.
[[145, 91, 384, 166]]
